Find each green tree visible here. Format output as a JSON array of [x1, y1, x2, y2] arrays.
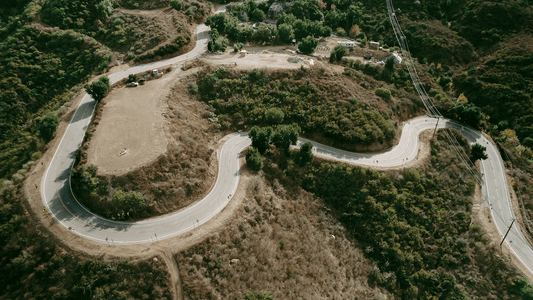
[[249, 126, 273, 154], [208, 36, 229, 52], [245, 147, 263, 171], [329, 45, 347, 62], [523, 137, 533, 148], [297, 141, 313, 166], [265, 108, 284, 124], [85, 76, 110, 102], [272, 124, 300, 152], [471, 143, 488, 161], [170, 0, 183, 10], [239, 27, 255, 43], [113, 190, 145, 209], [250, 8, 265, 22], [385, 56, 395, 70], [448, 102, 483, 128], [254, 25, 273, 43], [277, 24, 294, 43], [298, 36, 318, 55], [39, 113, 60, 142], [511, 277, 533, 300], [206, 13, 230, 33]]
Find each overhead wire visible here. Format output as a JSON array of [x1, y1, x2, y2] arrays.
[[385, 0, 482, 184]]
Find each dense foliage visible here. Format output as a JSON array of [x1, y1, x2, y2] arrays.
[[0, 183, 171, 299], [245, 147, 263, 171], [303, 131, 533, 298], [85, 76, 110, 101], [453, 54, 533, 143], [0, 5, 111, 179], [198, 68, 396, 146]]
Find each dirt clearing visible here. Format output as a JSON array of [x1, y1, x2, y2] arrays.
[[87, 72, 174, 175], [204, 51, 320, 70]]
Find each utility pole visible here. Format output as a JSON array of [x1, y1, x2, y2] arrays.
[[500, 219, 515, 252], [433, 116, 440, 137]]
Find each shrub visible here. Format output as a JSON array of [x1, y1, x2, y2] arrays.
[[233, 42, 244, 52], [39, 114, 60, 142], [329, 45, 346, 62], [189, 83, 199, 94], [245, 147, 263, 171], [170, 0, 183, 10], [265, 108, 284, 124], [127, 74, 138, 83], [250, 8, 265, 22], [113, 190, 145, 209], [375, 87, 392, 99]]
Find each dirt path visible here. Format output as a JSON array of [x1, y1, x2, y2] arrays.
[[159, 248, 184, 300]]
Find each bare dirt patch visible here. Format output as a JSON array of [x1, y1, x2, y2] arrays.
[[87, 73, 172, 175]]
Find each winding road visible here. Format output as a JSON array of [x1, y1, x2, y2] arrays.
[[39, 20, 533, 276]]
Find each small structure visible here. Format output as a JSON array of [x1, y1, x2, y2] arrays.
[[240, 50, 247, 57], [369, 41, 380, 49], [139, 79, 145, 85], [337, 41, 355, 48], [152, 69, 158, 76], [380, 52, 403, 65]]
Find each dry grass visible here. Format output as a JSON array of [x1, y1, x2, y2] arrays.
[[177, 175, 388, 299]]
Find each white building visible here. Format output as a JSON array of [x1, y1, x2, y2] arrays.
[[337, 41, 355, 48], [369, 41, 380, 49]]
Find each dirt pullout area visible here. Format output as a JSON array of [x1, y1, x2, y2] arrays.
[[176, 173, 388, 299], [82, 66, 220, 219], [87, 72, 171, 175]]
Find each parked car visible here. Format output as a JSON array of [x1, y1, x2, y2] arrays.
[[126, 82, 138, 87]]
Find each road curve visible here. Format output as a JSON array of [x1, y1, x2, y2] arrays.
[[39, 24, 533, 274]]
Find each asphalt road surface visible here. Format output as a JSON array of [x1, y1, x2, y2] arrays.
[[39, 24, 533, 275]]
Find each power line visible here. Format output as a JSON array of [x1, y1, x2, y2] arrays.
[[385, 0, 482, 184]]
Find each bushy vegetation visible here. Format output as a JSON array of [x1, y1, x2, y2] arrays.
[[330, 45, 346, 62], [70, 164, 148, 219], [245, 147, 263, 171], [302, 131, 533, 298], [206, 12, 275, 45], [375, 87, 392, 100], [198, 68, 396, 146], [453, 54, 533, 142], [207, 29, 229, 52], [0, 4, 112, 180], [0, 182, 171, 299]]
